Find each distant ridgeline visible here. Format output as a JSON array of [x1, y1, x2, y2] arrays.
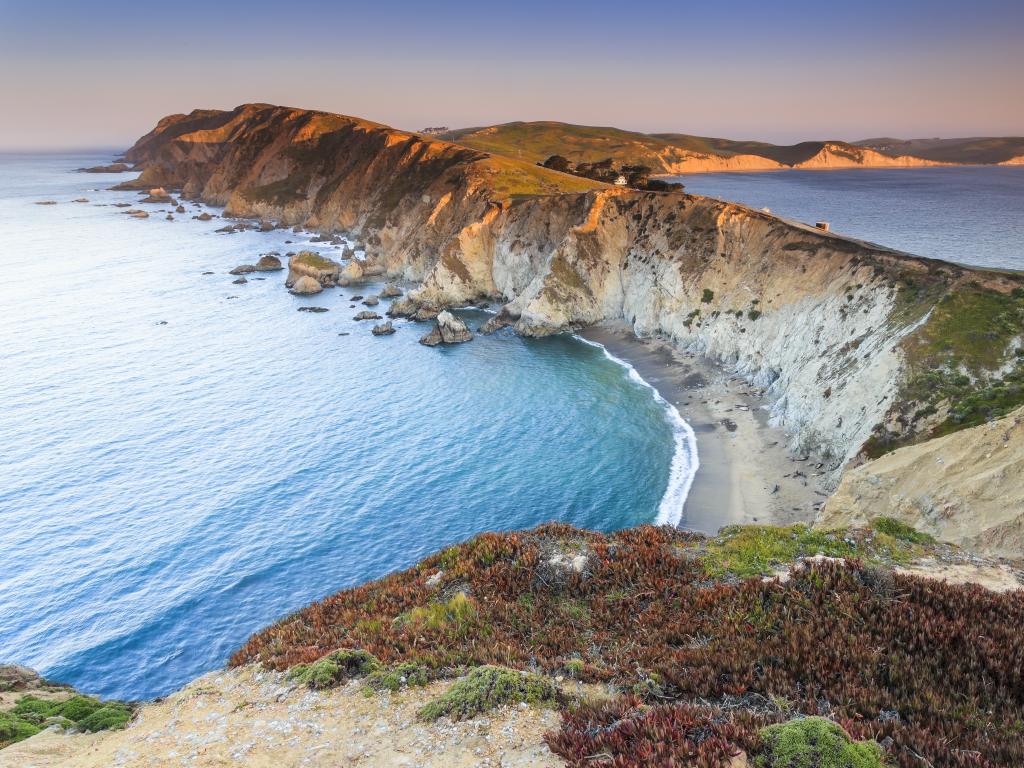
[[439, 121, 1024, 173], [121, 104, 1024, 483]]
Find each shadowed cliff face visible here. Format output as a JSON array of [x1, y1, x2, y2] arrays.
[[123, 104, 1024, 475]]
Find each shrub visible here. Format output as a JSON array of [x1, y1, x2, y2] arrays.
[[418, 666, 559, 721], [702, 288, 715, 303], [871, 517, 935, 544], [0, 711, 41, 747], [365, 662, 432, 692], [755, 717, 885, 768], [289, 648, 382, 689]]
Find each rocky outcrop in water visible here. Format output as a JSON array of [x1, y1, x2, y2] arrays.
[[419, 311, 473, 346], [286, 251, 340, 289]]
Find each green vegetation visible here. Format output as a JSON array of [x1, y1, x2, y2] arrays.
[[395, 591, 478, 635], [868, 283, 1024, 457], [701, 288, 715, 303], [288, 648, 383, 689], [290, 250, 339, 270], [1, 694, 133, 747], [703, 524, 856, 578], [482, 155, 604, 201], [234, 523, 1023, 767], [0, 711, 41, 747], [755, 717, 886, 768], [417, 666, 559, 721], [365, 662, 432, 692], [870, 516, 935, 544]]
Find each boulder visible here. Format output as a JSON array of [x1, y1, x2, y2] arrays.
[[297, 306, 329, 313], [130, 210, 149, 218], [379, 283, 403, 298], [372, 320, 396, 336], [254, 254, 283, 272], [232, 277, 248, 284], [419, 311, 473, 346], [229, 264, 257, 275], [287, 251, 341, 288], [289, 275, 323, 295], [353, 311, 382, 321], [196, 212, 213, 221], [176, 205, 186, 213], [166, 214, 174, 220], [362, 296, 379, 307], [72, 198, 89, 203], [341, 260, 364, 282], [259, 220, 274, 232], [388, 297, 440, 321], [141, 187, 174, 204]]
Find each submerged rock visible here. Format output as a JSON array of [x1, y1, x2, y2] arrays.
[[353, 310, 382, 321], [371, 320, 396, 336], [419, 311, 473, 346], [78, 162, 130, 173], [72, 197, 89, 203], [34, 200, 57, 205], [290, 275, 323, 295], [297, 306, 329, 313]]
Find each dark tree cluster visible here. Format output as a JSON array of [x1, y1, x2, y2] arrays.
[[540, 155, 684, 192]]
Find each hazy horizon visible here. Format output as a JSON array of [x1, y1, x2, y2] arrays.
[[2, 0, 1022, 150]]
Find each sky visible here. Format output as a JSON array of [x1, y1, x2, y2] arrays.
[[1, 0, 1021, 149]]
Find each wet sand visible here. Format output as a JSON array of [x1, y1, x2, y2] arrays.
[[580, 322, 828, 534]]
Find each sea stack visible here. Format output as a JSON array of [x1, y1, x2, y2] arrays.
[[419, 311, 474, 346]]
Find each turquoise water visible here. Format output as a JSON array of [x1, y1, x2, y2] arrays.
[[0, 153, 685, 701], [671, 166, 1024, 271]]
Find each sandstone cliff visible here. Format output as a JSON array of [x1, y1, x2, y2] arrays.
[[819, 405, 1024, 557], [121, 104, 1024, 481]]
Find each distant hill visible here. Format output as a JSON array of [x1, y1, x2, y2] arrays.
[[855, 136, 1024, 165], [440, 122, 1022, 173]]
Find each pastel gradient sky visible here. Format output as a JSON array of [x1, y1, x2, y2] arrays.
[[1, 0, 1021, 149]]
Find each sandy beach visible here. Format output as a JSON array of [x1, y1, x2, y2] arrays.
[[580, 322, 828, 533]]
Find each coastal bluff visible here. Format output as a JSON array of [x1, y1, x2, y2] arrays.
[[120, 103, 1024, 492]]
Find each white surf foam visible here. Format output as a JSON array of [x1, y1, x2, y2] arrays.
[[575, 335, 700, 527]]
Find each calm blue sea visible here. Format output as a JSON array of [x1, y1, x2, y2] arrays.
[[671, 166, 1024, 270], [0, 153, 687, 701]]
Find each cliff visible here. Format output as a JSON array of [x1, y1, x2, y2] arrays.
[[820, 405, 1024, 557], [121, 104, 1024, 480]]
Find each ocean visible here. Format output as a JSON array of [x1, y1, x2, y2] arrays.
[[670, 166, 1024, 271], [0, 152, 686, 700]]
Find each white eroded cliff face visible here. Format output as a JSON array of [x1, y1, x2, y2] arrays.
[[409, 190, 946, 477]]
